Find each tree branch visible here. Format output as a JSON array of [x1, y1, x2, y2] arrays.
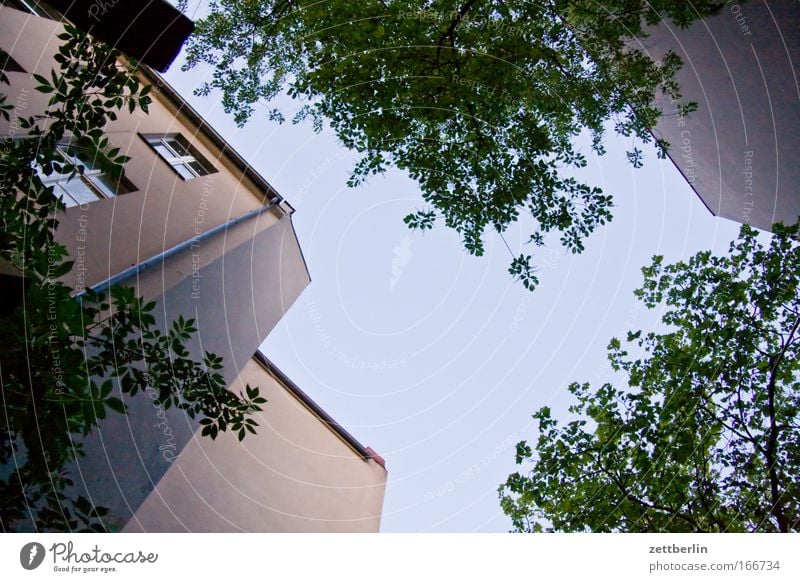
[[763, 315, 800, 532], [600, 463, 703, 531], [435, 0, 480, 66]]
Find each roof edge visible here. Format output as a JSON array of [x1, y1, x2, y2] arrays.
[[653, 130, 718, 219], [252, 351, 386, 471], [138, 66, 293, 212]]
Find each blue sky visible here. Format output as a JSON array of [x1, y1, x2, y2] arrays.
[[164, 10, 744, 531]]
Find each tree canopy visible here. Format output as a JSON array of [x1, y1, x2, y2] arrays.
[[0, 26, 264, 531], [183, 0, 724, 289], [499, 224, 800, 532]]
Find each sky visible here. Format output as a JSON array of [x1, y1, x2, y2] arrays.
[[164, 4, 745, 533]]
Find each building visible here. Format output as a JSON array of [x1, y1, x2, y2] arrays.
[[0, 1, 386, 532], [126, 352, 387, 533], [645, 1, 799, 231]]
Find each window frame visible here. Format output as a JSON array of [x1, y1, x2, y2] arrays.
[[39, 141, 136, 208], [140, 133, 217, 180]]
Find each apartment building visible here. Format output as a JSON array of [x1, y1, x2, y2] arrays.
[[646, 1, 799, 231], [0, 1, 386, 532]]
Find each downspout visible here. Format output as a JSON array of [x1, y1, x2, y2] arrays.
[[75, 196, 285, 299]]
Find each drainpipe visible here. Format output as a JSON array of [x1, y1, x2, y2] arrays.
[[75, 196, 284, 299]]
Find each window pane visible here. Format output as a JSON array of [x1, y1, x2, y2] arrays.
[[62, 178, 100, 206], [188, 160, 209, 176], [173, 163, 196, 180], [165, 137, 190, 157], [56, 145, 84, 168], [87, 174, 119, 198], [146, 133, 216, 178], [153, 143, 176, 162], [51, 183, 79, 208], [58, 144, 111, 179]]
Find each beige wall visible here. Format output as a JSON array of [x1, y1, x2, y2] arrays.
[[1, 6, 365, 532], [125, 355, 387, 532], [0, 6, 288, 293], [1, 4, 311, 376], [2, 4, 387, 533], [71, 214, 311, 529]]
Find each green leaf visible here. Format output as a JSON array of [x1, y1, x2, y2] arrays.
[[105, 397, 126, 414], [99, 380, 113, 398]]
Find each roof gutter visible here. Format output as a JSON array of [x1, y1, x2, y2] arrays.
[[253, 351, 385, 469], [75, 197, 284, 299]]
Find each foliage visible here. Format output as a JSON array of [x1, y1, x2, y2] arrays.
[[499, 224, 800, 532], [183, 0, 723, 290], [0, 25, 265, 532]]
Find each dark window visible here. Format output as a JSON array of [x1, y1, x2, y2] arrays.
[[0, 48, 25, 73]]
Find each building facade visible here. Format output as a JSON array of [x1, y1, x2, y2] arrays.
[[646, 1, 799, 231], [0, 2, 386, 532], [126, 352, 387, 533]]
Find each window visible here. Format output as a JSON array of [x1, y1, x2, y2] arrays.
[[143, 134, 216, 179], [0, 48, 25, 73], [40, 142, 136, 208]]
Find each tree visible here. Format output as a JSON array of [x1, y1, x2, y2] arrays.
[[182, 0, 723, 290], [499, 224, 800, 532], [0, 26, 265, 532]]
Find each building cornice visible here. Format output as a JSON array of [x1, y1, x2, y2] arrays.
[[253, 351, 386, 471]]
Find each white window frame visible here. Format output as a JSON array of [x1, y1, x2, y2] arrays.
[[39, 142, 134, 208], [144, 134, 215, 179]]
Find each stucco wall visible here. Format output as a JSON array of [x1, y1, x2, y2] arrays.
[[1, 5, 326, 531], [125, 355, 387, 532], [0, 6, 288, 292], [71, 215, 311, 530], [645, 1, 800, 231], [1, 3, 311, 387]]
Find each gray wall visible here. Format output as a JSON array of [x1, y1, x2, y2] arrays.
[[646, 1, 800, 231]]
